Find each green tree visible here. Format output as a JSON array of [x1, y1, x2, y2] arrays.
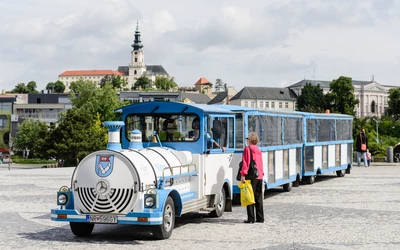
[[12, 81, 39, 93], [326, 76, 359, 115], [154, 76, 178, 91], [48, 79, 125, 164], [100, 75, 127, 90], [69, 81, 82, 93], [49, 109, 107, 164], [12, 119, 49, 158], [46, 82, 55, 92], [296, 82, 326, 113], [47, 80, 65, 93], [69, 80, 123, 122], [132, 76, 152, 90], [11, 83, 29, 93], [386, 88, 400, 120], [54, 80, 66, 93], [27, 81, 39, 93], [214, 79, 225, 92], [99, 75, 112, 88]]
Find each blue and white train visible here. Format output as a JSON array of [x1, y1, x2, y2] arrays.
[[51, 101, 353, 239]]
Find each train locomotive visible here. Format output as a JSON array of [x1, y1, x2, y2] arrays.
[[51, 102, 235, 240]]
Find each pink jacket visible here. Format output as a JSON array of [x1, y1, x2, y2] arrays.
[[240, 145, 264, 180]]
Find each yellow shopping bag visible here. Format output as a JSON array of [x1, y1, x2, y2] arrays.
[[238, 180, 255, 207]]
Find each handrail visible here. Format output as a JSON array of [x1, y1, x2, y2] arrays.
[[161, 164, 197, 181]]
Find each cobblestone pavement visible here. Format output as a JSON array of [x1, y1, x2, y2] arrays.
[[0, 164, 399, 250]]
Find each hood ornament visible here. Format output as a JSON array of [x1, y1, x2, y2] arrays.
[[96, 180, 108, 194]]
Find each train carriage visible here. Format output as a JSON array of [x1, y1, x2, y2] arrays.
[[301, 112, 353, 184], [51, 101, 237, 239]]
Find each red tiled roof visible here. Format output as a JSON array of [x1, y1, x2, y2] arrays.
[[195, 77, 211, 85], [59, 70, 124, 76]]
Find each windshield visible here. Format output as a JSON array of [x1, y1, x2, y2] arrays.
[[125, 114, 200, 142]]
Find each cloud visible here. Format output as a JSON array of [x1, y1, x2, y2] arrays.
[[242, 52, 312, 74], [1, 0, 400, 92], [0, 0, 141, 89], [153, 10, 177, 33]]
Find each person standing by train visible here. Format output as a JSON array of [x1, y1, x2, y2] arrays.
[[240, 132, 264, 223], [356, 128, 368, 167]]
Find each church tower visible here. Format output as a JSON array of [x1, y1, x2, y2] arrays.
[[128, 22, 146, 89]]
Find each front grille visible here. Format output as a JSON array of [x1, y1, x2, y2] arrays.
[[77, 187, 134, 214]]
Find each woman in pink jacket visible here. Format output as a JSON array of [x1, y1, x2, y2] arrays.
[[240, 132, 265, 223]]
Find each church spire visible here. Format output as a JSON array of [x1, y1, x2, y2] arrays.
[[132, 21, 143, 51]]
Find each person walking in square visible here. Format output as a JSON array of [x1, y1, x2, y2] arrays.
[[366, 149, 371, 167], [356, 128, 368, 167]]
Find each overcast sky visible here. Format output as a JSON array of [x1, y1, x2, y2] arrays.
[[1, 0, 400, 92]]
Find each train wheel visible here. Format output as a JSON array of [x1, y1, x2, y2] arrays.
[[210, 188, 226, 217], [305, 176, 315, 184], [69, 222, 94, 237], [292, 177, 300, 187], [336, 169, 346, 177], [282, 182, 292, 192], [153, 196, 175, 240]]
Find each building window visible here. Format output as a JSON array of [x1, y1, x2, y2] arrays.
[[279, 102, 282, 108], [271, 102, 275, 108], [134, 70, 137, 75], [0, 115, 8, 129], [285, 102, 288, 108], [0, 102, 12, 111], [260, 102, 263, 109], [265, 102, 269, 108], [371, 100, 376, 113], [135, 57, 138, 62], [251, 101, 255, 107], [244, 101, 248, 107]]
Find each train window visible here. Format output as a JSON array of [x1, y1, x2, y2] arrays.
[[207, 116, 234, 149], [344, 120, 352, 140], [318, 119, 333, 142], [227, 117, 234, 148], [259, 115, 282, 146], [125, 114, 200, 142], [295, 118, 303, 144], [307, 119, 317, 142], [284, 117, 302, 144], [235, 114, 243, 149], [337, 120, 343, 140]]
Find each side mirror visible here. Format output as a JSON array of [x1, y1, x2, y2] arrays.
[[211, 120, 222, 139]]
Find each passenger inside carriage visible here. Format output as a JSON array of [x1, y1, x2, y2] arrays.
[[163, 118, 177, 141], [190, 118, 225, 151]]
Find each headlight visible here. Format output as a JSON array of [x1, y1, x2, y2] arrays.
[[145, 196, 155, 208], [58, 194, 68, 205]]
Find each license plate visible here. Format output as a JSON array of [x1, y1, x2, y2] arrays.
[[88, 215, 118, 224]]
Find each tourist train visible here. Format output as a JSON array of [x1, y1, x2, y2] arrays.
[[51, 101, 353, 239]]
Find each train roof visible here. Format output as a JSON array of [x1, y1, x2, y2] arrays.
[[114, 101, 258, 115], [115, 101, 353, 119]]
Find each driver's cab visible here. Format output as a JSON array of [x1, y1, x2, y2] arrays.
[[120, 102, 238, 153]]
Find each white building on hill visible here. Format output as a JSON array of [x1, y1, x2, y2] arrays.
[[58, 22, 169, 92]]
